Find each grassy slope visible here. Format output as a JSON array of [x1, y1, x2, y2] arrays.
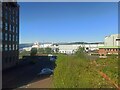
[[53, 53, 118, 88]]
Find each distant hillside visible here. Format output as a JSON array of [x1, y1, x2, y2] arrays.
[[55, 42, 104, 45], [19, 43, 33, 49]]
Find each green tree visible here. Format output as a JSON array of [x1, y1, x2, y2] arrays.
[[30, 48, 37, 56], [75, 46, 86, 59], [44, 47, 52, 54], [55, 48, 59, 53], [75, 47, 85, 55], [38, 48, 45, 54]]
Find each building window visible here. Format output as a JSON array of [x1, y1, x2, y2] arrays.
[[11, 14, 13, 21], [10, 8, 12, 21], [2, 44, 4, 51], [0, 6, 2, 17], [9, 13, 11, 21], [11, 44, 13, 50], [9, 24, 11, 31], [16, 36, 18, 42], [0, 19, 2, 29], [9, 45, 11, 51], [5, 33, 7, 41], [14, 35, 16, 42], [116, 39, 120, 41], [13, 44, 15, 50], [5, 12, 8, 20], [5, 7, 8, 20], [0, 44, 2, 51], [16, 45, 18, 50], [13, 8, 15, 15], [9, 34, 11, 41], [102, 54, 104, 56], [14, 44, 16, 50], [5, 22, 8, 30], [13, 35, 14, 41], [12, 8, 15, 22], [13, 26, 15, 32], [13, 16, 14, 23], [0, 32, 2, 40], [2, 33, 4, 40], [11, 25, 13, 32], [5, 44, 7, 51]]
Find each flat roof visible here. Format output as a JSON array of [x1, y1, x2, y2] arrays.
[[98, 46, 120, 48]]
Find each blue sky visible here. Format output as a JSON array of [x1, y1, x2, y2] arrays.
[[18, 2, 118, 44]]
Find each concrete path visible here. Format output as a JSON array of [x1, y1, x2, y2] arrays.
[[21, 76, 53, 88]]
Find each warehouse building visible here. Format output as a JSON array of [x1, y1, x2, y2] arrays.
[[58, 43, 104, 54]]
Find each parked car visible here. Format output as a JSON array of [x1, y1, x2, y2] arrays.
[[37, 68, 53, 76], [48, 54, 56, 61], [50, 56, 56, 61], [48, 54, 53, 56]]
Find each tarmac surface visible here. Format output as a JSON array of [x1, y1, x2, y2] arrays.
[[19, 75, 53, 88], [2, 56, 56, 89]]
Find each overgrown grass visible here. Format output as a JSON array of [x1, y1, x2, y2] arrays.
[[96, 56, 118, 85], [53, 52, 118, 88], [19, 51, 30, 59]]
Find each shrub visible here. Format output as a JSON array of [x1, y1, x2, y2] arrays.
[[30, 48, 37, 56]]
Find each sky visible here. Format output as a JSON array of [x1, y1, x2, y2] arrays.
[[18, 2, 118, 44]]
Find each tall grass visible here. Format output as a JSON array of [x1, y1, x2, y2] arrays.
[[53, 50, 118, 88]]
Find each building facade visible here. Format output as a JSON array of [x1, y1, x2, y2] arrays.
[[58, 43, 104, 54], [99, 34, 120, 56], [1, 2, 19, 70]]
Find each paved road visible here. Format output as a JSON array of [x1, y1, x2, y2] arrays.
[[2, 56, 56, 89], [19, 75, 53, 88]]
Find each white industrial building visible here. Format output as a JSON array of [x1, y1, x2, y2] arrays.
[[58, 43, 104, 54], [22, 42, 53, 51], [99, 34, 120, 56], [83, 43, 104, 51], [104, 34, 120, 46], [40, 43, 53, 48], [58, 45, 80, 54]]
